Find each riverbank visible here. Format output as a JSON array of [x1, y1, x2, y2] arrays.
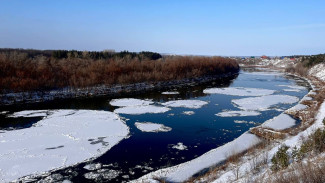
[[130, 62, 325, 182], [188, 63, 325, 182], [0, 71, 238, 106], [0, 49, 239, 106]]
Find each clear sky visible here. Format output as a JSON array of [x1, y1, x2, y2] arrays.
[[0, 0, 324, 56]]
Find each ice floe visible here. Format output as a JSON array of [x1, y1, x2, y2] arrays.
[[162, 100, 208, 109], [262, 113, 296, 130], [84, 169, 120, 180], [109, 98, 153, 107], [84, 163, 102, 171], [0, 110, 129, 182], [243, 71, 283, 76], [114, 105, 170, 115], [283, 89, 301, 92], [216, 110, 261, 117], [9, 110, 49, 117], [278, 84, 306, 91], [172, 142, 187, 150], [203, 87, 275, 96], [232, 95, 299, 111], [162, 91, 179, 95], [135, 122, 172, 132], [234, 120, 247, 124], [287, 103, 307, 112], [182, 111, 195, 115]]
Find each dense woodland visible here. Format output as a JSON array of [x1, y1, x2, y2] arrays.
[[0, 49, 239, 93], [301, 54, 325, 67]]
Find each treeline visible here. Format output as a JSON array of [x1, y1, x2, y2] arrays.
[[0, 49, 239, 93], [286, 54, 325, 76], [0, 48, 162, 61], [301, 54, 325, 67]]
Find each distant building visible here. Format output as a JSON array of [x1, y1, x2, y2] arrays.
[[261, 55, 269, 59]]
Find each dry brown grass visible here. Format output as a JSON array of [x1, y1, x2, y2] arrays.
[[255, 154, 325, 183], [250, 127, 286, 140], [0, 51, 238, 92]]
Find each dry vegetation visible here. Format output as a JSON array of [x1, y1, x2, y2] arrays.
[[0, 49, 239, 93]]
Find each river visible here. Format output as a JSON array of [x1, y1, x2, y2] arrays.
[[0, 68, 310, 182]]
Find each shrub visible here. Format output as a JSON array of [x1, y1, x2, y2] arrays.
[[0, 49, 239, 92], [271, 145, 289, 171]]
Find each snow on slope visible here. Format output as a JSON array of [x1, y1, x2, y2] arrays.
[[309, 63, 325, 81], [131, 132, 261, 182], [0, 110, 129, 182]]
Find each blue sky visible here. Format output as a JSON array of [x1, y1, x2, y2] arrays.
[[0, 0, 324, 56]]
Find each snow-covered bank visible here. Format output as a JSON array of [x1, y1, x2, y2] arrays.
[[309, 63, 325, 81], [206, 62, 325, 182], [212, 100, 325, 183], [0, 110, 129, 182], [131, 132, 261, 182]]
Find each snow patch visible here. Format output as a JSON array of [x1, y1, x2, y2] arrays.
[[308, 63, 325, 81], [203, 87, 275, 96], [135, 122, 172, 132], [0, 110, 129, 182]]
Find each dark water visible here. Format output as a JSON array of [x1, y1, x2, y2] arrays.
[[0, 68, 310, 182]]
